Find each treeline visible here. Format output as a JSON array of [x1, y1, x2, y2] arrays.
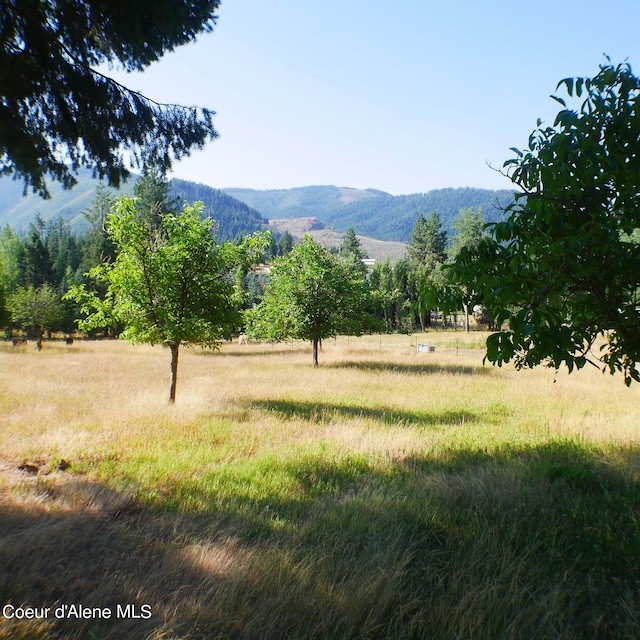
[[224, 185, 515, 243], [321, 188, 515, 242], [0, 174, 305, 347], [0, 184, 118, 346], [0, 168, 490, 351]]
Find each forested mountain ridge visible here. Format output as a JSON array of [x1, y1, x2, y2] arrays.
[[225, 186, 516, 242], [169, 180, 267, 241], [0, 171, 267, 241], [224, 186, 388, 221], [0, 171, 515, 244]]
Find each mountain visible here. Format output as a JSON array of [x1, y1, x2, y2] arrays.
[[168, 180, 266, 241], [0, 171, 267, 241], [225, 186, 516, 242], [225, 186, 388, 221], [0, 172, 515, 246]]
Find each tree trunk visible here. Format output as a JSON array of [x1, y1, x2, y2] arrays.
[[312, 337, 319, 368], [463, 302, 470, 333], [35, 325, 43, 351], [169, 343, 179, 404]]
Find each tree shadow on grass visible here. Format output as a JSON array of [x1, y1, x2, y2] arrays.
[[327, 360, 492, 376], [1, 441, 639, 639], [246, 398, 478, 429]]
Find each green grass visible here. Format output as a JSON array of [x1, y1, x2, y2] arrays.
[[0, 334, 639, 639]]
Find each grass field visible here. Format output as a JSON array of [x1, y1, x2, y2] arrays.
[[1, 333, 639, 639]]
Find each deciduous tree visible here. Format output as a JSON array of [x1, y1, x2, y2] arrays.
[[446, 207, 487, 331], [247, 236, 369, 366], [9, 284, 63, 350], [452, 60, 640, 384], [68, 197, 268, 402]]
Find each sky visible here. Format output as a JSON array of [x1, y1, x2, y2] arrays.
[[106, 0, 640, 195]]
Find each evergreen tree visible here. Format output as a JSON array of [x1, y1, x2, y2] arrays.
[[133, 165, 181, 231], [79, 183, 118, 272], [407, 212, 448, 328], [18, 225, 54, 289], [340, 228, 368, 260], [278, 230, 294, 256], [1, 0, 220, 196], [407, 212, 447, 270]]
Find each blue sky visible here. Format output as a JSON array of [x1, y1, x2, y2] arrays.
[[107, 0, 640, 195]]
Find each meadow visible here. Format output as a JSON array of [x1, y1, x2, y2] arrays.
[[1, 333, 639, 639]]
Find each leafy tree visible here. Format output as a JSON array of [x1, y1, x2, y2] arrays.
[[447, 207, 486, 260], [67, 198, 267, 403], [9, 284, 63, 350], [1, 0, 220, 196], [446, 207, 487, 331], [0, 225, 23, 295], [0, 281, 8, 331], [246, 236, 369, 366], [452, 60, 640, 384]]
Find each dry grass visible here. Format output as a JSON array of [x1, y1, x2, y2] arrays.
[[1, 334, 640, 639]]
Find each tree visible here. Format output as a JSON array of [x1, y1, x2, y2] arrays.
[[407, 212, 447, 271], [0, 225, 23, 295], [246, 236, 369, 366], [78, 183, 118, 273], [9, 284, 63, 350], [133, 164, 181, 231], [407, 212, 447, 328], [452, 60, 640, 384], [1, 0, 219, 196], [340, 228, 368, 276], [447, 207, 486, 260], [278, 230, 294, 256], [0, 281, 8, 331], [446, 207, 487, 332], [68, 197, 268, 403], [17, 223, 54, 289]]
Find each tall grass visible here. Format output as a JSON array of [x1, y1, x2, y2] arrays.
[[1, 334, 639, 639]]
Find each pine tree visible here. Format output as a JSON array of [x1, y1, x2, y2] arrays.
[[407, 212, 447, 271], [133, 165, 181, 231]]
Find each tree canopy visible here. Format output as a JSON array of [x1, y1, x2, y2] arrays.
[[68, 197, 268, 402], [0, 0, 219, 196], [246, 236, 370, 366], [452, 60, 640, 384]]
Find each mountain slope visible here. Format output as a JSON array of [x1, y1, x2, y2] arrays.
[[0, 172, 267, 241], [225, 185, 515, 242], [268, 217, 407, 262], [224, 186, 388, 221]]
